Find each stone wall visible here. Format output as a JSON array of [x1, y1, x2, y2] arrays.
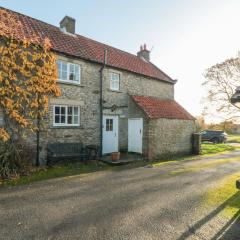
[[148, 118, 196, 160], [0, 50, 196, 164], [37, 54, 101, 163], [101, 67, 174, 151], [102, 67, 174, 110], [37, 53, 175, 160], [1, 52, 177, 163]]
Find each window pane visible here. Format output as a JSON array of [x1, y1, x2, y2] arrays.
[[69, 73, 74, 81], [110, 73, 120, 90], [110, 119, 113, 131], [69, 64, 75, 73], [68, 64, 74, 81], [61, 116, 65, 123], [62, 62, 67, 72], [106, 119, 109, 131], [61, 107, 66, 115], [113, 81, 119, 90], [74, 116, 78, 124], [55, 106, 60, 114], [55, 115, 60, 123], [75, 65, 80, 82], [74, 107, 78, 115], [68, 107, 73, 115], [67, 116, 72, 124], [74, 73, 79, 82], [62, 71, 67, 80], [106, 119, 113, 131], [113, 74, 119, 81]]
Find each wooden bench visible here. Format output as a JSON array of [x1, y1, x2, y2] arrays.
[[47, 142, 91, 166], [236, 179, 240, 190]]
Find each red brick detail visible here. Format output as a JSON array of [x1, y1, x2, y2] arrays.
[[132, 95, 195, 120]]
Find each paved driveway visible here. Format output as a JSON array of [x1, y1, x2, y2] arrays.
[[1, 151, 240, 240]]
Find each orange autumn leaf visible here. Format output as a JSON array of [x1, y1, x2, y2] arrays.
[[0, 8, 61, 142]]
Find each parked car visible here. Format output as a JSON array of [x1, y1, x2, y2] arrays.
[[200, 130, 228, 144]]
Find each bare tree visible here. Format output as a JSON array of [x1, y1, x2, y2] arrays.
[[202, 57, 240, 122]]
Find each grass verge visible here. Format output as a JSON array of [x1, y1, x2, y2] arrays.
[[152, 143, 239, 168], [201, 143, 237, 155], [227, 134, 240, 143], [0, 162, 110, 187], [169, 157, 240, 176], [205, 172, 240, 218], [0, 160, 150, 187], [1, 143, 239, 188]]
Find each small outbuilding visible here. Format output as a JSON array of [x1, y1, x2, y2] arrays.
[[128, 95, 196, 160]]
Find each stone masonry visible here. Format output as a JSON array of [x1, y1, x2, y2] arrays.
[[148, 118, 196, 160], [36, 53, 175, 163], [0, 52, 193, 164]]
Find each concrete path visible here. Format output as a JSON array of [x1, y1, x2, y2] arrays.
[[1, 151, 240, 240]]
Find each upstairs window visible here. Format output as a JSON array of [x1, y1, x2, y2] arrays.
[[110, 73, 120, 91], [57, 60, 81, 84], [53, 105, 80, 126]]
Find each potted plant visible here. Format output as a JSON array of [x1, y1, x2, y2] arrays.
[[111, 152, 120, 161]]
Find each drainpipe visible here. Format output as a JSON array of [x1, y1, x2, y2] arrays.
[[99, 50, 108, 158]]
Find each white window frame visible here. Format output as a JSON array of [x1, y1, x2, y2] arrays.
[[53, 105, 80, 127], [57, 60, 81, 84], [110, 72, 120, 91]]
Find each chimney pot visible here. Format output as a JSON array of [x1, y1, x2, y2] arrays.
[[60, 16, 76, 34], [137, 44, 150, 62]]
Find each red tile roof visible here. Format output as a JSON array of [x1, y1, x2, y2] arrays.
[[0, 7, 174, 83], [132, 95, 195, 120]]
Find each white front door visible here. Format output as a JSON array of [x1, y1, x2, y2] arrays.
[[102, 115, 119, 154], [128, 118, 143, 153]]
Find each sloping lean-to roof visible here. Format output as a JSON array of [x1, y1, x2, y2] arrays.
[[0, 7, 175, 83], [132, 95, 195, 120]]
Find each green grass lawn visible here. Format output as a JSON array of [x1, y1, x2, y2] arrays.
[[205, 172, 240, 218], [0, 162, 111, 187], [1, 143, 239, 188], [0, 160, 148, 187], [201, 143, 237, 155], [227, 134, 240, 143]]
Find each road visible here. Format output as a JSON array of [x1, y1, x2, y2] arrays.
[[1, 151, 240, 240]]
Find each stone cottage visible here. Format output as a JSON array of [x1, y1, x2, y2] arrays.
[[0, 7, 196, 162]]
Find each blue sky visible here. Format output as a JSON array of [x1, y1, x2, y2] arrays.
[[1, 0, 240, 120]]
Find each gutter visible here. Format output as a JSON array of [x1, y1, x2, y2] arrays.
[[53, 50, 175, 84], [99, 50, 108, 158]]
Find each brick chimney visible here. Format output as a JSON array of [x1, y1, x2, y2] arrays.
[[137, 44, 150, 62], [60, 16, 76, 34]]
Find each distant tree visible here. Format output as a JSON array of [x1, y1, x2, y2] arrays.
[[207, 121, 235, 134], [202, 57, 240, 122], [0, 9, 61, 178], [195, 115, 207, 131]]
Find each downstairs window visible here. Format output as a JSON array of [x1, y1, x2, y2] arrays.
[[53, 105, 80, 127]]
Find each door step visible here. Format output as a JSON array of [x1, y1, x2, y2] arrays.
[[100, 153, 144, 165]]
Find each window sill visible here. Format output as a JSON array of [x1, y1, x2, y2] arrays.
[[57, 80, 84, 87], [108, 89, 122, 93]]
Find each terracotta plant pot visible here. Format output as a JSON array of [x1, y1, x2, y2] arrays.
[[111, 152, 120, 161]]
